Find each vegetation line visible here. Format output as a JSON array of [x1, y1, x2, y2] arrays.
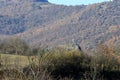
[[0, 39, 120, 80]]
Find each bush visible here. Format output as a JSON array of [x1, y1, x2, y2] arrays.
[[1, 39, 120, 80], [0, 38, 29, 55], [88, 44, 120, 80], [43, 48, 91, 79]]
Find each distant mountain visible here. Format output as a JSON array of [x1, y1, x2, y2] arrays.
[[0, 0, 120, 51], [0, 0, 48, 2]]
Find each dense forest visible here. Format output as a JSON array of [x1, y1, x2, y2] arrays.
[[0, 0, 120, 51], [0, 0, 120, 79]]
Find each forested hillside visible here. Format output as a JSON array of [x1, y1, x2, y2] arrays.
[[0, 0, 120, 51]]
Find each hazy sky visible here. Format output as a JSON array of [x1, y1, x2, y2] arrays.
[[48, 0, 110, 5]]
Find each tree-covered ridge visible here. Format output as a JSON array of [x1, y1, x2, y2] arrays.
[[0, 0, 120, 50], [0, 0, 48, 2]]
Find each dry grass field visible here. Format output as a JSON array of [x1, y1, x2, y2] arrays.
[[0, 54, 39, 69]]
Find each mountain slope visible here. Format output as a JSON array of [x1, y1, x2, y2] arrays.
[[0, 0, 120, 51]]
